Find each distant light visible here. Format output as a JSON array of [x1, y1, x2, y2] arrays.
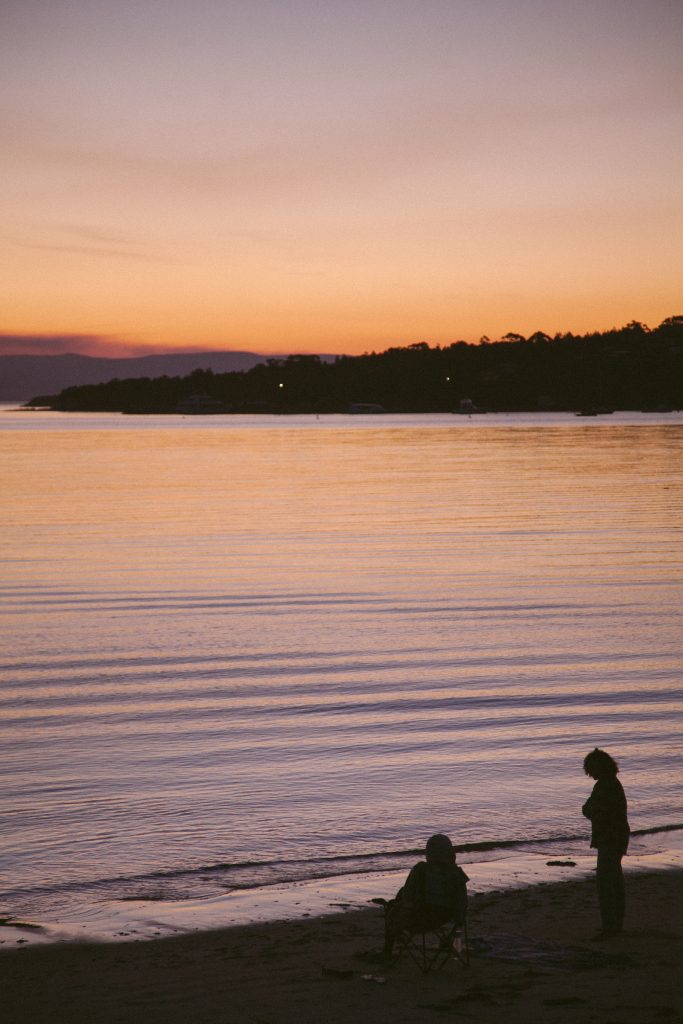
[[278, 383, 284, 388], [446, 376, 450, 381]]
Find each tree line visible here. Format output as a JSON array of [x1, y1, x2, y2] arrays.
[[27, 317, 683, 414]]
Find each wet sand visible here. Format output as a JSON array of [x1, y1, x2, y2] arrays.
[[2, 869, 682, 1024]]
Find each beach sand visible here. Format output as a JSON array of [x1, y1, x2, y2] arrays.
[[2, 870, 681, 1024]]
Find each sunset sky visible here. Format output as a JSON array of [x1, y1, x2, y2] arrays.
[[2, 0, 681, 357]]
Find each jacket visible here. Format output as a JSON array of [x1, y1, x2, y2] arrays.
[[582, 776, 630, 853]]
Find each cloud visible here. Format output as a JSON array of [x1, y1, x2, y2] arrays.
[[0, 334, 183, 357], [12, 225, 184, 264]]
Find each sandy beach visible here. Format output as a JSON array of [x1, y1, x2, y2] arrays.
[[3, 868, 682, 1024]]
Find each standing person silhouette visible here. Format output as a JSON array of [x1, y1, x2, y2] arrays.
[[582, 748, 630, 939]]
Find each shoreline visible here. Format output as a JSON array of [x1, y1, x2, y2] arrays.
[[3, 832, 682, 949], [3, 868, 682, 1024]]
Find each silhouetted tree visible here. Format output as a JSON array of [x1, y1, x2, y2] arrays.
[[27, 318, 683, 414]]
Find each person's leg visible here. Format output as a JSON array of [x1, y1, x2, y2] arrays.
[[614, 854, 625, 931], [383, 899, 401, 956], [596, 847, 623, 934]]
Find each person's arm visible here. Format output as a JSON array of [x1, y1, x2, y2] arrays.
[[452, 866, 468, 925], [582, 782, 597, 819], [401, 862, 425, 910]]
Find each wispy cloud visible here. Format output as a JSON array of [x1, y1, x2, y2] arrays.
[[9, 224, 184, 263], [0, 334, 193, 357]]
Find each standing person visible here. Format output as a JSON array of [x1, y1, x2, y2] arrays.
[[582, 748, 630, 939]]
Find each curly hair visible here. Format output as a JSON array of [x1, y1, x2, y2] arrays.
[[584, 747, 619, 778]]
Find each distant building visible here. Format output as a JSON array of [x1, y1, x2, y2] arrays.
[[453, 398, 485, 415], [348, 402, 386, 414], [176, 393, 228, 415]]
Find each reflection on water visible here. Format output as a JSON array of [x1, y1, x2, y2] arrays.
[[0, 412, 681, 915]]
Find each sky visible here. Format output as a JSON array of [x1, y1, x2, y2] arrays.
[[1, 0, 681, 357]]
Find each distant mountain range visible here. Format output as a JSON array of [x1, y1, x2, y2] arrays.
[[0, 351, 273, 401]]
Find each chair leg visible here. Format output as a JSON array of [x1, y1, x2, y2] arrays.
[[395, 925, 469, 974], [389, 917, 470, 974], [452, 922, 470, 966]]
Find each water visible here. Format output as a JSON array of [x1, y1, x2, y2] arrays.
[[1, 410, 681, 934]]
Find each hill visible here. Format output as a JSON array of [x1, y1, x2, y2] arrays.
[[0, 351, 269, 401]]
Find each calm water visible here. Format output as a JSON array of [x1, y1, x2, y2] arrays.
[[1, 411, 681, 924]]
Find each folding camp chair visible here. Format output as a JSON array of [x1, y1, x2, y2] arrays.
[[393, 915, 469, 973], [371, 897, 470, 974]]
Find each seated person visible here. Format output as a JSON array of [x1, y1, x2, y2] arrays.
[[382, 833, 468, 958]]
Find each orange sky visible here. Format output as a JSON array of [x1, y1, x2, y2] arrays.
[[1, 0, 681, 356]]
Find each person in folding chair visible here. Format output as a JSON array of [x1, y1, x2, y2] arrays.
[[378, 833, 469, 971]]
